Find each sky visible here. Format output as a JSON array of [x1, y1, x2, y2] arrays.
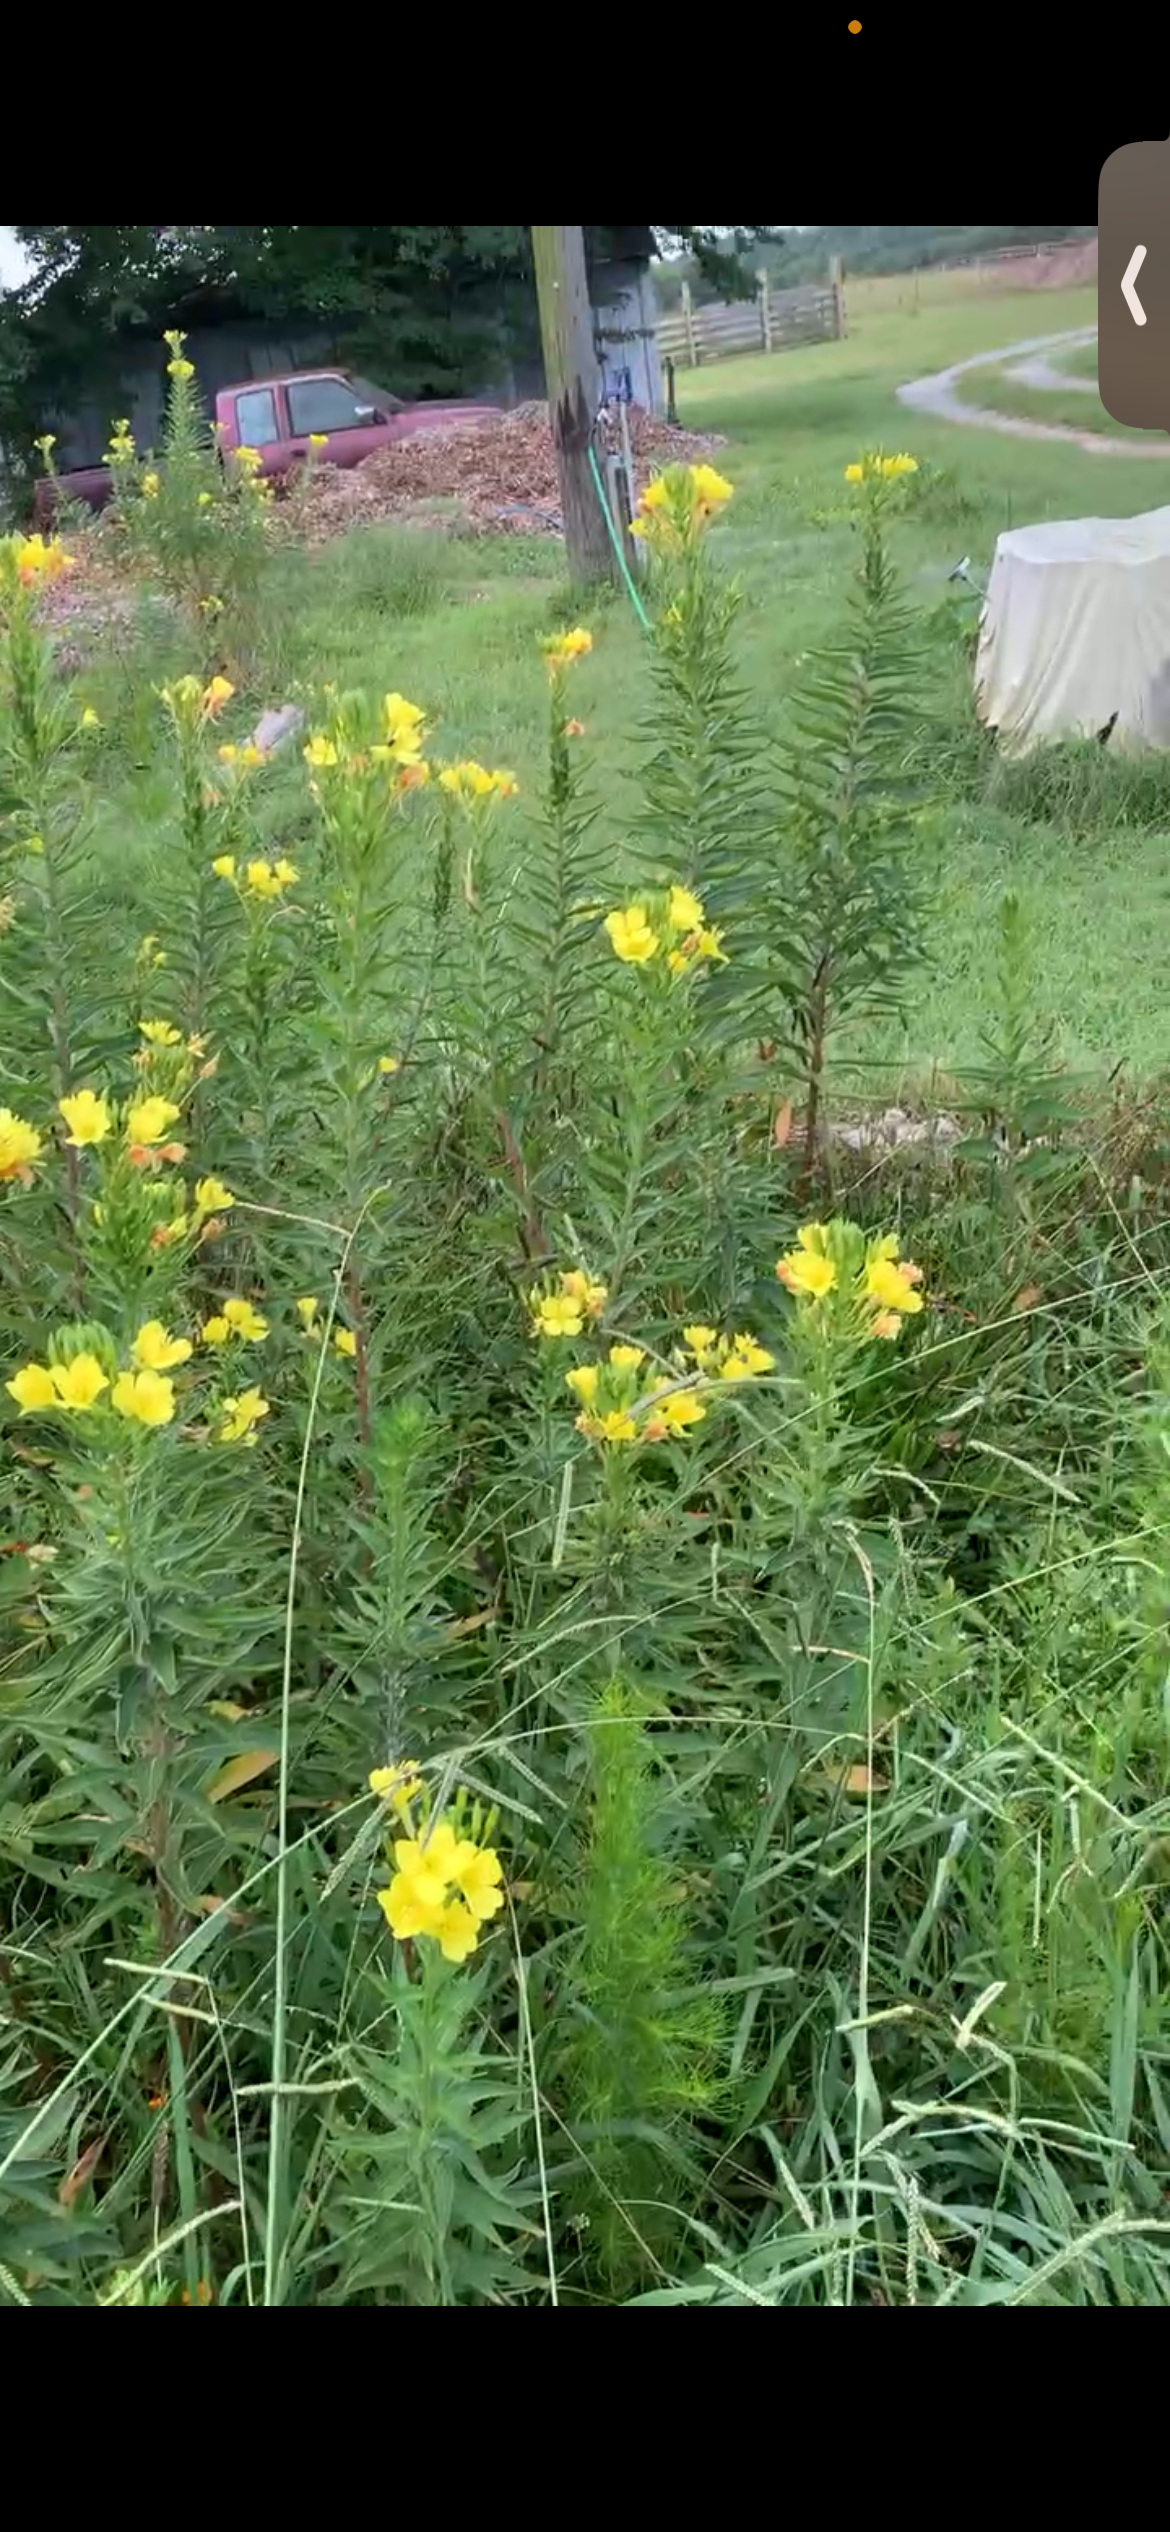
[[0, 228, 31, 290]]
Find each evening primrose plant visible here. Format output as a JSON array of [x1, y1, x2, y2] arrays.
[[106, 331, 274, 662]]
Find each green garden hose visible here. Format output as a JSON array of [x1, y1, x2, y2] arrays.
[[587, 439, 651, 630]]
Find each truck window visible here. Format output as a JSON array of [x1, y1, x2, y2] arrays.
[[234, 387, 281, 447], [287, 377, 378, 435]]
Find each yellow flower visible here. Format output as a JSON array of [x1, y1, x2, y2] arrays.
[[13, 533, 74, 584], [59, 1089, 112, 1148], [34, 433, 56, 463], [139, 1020, 182, 1048], [542, 626, 593, 670], [682, 1324, 720, 1366], [565, 1364, 599, 1406], [309, 432, 329, 450], [605, 906, 659, 964], [596, 1409, 638, 1444], [844, 463, 864, 484], [245, 860, 286, 899], [439, 760, 496, 800], [112, 1368, 175, 1426], [531, 1291, 583, 1339], [0, 1109, 42, 1181], [608, 1343, 645, 1371], [369, 1761, 423, 1811], [50, 1354, 109, 1411], [303, 735, 338, 769], [777, 1225, 837, 1301], [212, 854, 237, 881], [719, 1334, 775, 1379], [430, 1901, 480, 1963], [242, 858, 298, 900], [126, 1096, 181, 1147], [690, 462, 734, 511], [222, 1297, 269, 1343], [7, 1362, 58, 1413], [382, 692, 428, 763], [490, 769, 519, 798], [202, 676, 235, 718], [560, 1268, 606, 1318], [295, 1296, 320, 1332], [655, 1389, 706, 1432], [193, 1176, 234, 1215], [233, 446, 263, 475], [695, 927, 727, 964], [81, 706, 101, 730], [167, 358, 195, 381], [200, 1316, 231, 1347], [378, 1055, 400, 1076], [218, 1386, 270, 1444], [334, 1328, 357, 1358], [217, 742, 264, 770], [667, 885, 704, 933], [132, 1320, 192, 1372], [864, 1256, 924, 1316], [447, 1837, 504, 1922], [142, 472, 161, 499], [198, 492, 214, 507]]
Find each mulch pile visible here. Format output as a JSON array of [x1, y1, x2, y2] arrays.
[[292, 399, 729, 543], [27, 400, 729, 651]]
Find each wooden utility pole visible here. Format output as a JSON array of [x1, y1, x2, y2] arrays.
[[531, 224, 616, 586]]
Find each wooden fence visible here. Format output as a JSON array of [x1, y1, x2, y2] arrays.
[[657, 269, 844, 368]]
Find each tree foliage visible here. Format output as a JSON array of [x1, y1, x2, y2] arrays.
[[0, 227, 777, 495]]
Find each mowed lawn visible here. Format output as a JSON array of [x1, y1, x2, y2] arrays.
[[83, 274, 1170, 1089]]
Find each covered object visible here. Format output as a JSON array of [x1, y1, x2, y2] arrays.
[[974, 507, 1170, 758]]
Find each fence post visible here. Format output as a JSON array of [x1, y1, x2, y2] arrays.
[[829, 254, 846, 339], [757, 268, 772, 353], [680, 278, 698, 368], [665, 355, 678, 425]]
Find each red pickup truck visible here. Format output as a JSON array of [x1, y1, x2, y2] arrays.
[[36, 367, 497, 519]]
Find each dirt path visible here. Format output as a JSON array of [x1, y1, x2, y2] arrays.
[[897, 327, 1170, 459]]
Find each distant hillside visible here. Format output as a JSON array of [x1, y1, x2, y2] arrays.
[[653, 225, 1098, 308]]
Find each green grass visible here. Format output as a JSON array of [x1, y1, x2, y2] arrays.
[[954, 364, 1159, 442], [78, 274, 1170, 1090]]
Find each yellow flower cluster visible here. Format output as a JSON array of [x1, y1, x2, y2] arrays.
[[216, 742, 265, 773], [438, 761, 519, 803], [107, 419, 136, 467], [567, 1343, 708, 1446], [529, 1267, 608, 1339], [303, 690, 431, 790], [631, 462, 733, 548], [212, 854, 298, 900], [7, 1316, 193, 1427], [776, 1222, 925, 1342], [604, 883, 727, 977], [843, 451, 918, 484], [159, 674, 235, 728], [0, 1107, 42, 1186], [680, 1326, 775, 1381], [200, 1296, 269, 1347], [3, 533, 74, 588], [542, 626, 593, 674], [163, 328, 196, 383], [372, 1766, 504, 1964], [59, 1086, 188, 1162]]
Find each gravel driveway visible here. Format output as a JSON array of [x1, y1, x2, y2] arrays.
[[896, 327, 1170, 459]]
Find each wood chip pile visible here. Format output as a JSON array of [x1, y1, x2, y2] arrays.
[[293, 400, 729, 543]]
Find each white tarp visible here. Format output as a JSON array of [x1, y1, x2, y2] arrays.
[[974, 506, 1170, 758]]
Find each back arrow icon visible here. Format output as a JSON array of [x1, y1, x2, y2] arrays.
[[1123, 245, 1148, 326]]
